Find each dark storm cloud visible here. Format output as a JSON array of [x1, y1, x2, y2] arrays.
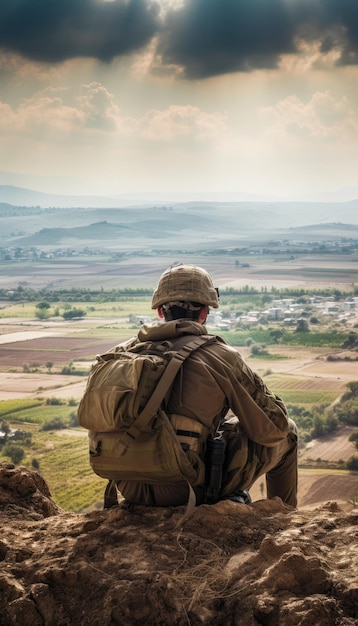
[[158, 0, 358, 78], [0, 0, 357, 77], [0, 0, 160, 63], [159, 0, 298, 77]]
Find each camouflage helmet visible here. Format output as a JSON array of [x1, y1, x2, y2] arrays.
[[151, 263, 219, 309]]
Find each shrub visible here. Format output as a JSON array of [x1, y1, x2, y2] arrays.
[[45, 397, 65, 406], [250, 344, 260, 355], [295, 318, 309, 333], [333, 402, 358, 426], [40, 417, 67, 431], [346, 456, 358, 471], [345, 381, 358, 399], [35, 308, 50, 320], [311, 415, 325, 438], [349, 431, 358, 449], [3, 443, 25, 465], [63, 309, 86, 320], [68, 411, 79, 427]]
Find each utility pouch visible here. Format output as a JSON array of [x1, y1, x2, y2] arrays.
[[204, 432, 227, 504]]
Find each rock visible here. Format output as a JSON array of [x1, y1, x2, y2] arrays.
[[0, 462, 357, 625]]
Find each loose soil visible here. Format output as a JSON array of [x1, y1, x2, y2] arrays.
[[1, 463, 357, 626]]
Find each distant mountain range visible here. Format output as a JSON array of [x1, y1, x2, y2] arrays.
[[1, 184, 358, 210], [1, 185, 358, 250], [0, 185, 127, 209]]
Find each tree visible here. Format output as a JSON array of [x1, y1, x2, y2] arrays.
[[0, 420, 10, 443], [269, 329, 283, 343], [295, 318, 309, 333], [62, 309, 86, 320], [346, 456, 358, 471], [261, 294, 272, 305], [325, 413, 338, 434], [35, 307, 50, 320], [31, 458, 40, 470], [3, 443, 25, 465], [346, 381, 358, 398], [311, 415, 325, 438], [348, 432, 358, 450], [342, 333, 358, 349], [46, 361, 54, 373]]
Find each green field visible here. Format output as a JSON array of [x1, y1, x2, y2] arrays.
[[0, 298, 154, 319], [271, 389, 338, 404], [33, 430, 104, 512], [0, 400, 105, 512]]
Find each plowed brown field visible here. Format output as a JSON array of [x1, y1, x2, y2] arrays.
[[0, 335, 115, 368], [249, 469, 357, 511]]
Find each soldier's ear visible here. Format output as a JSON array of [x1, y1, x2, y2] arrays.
[[198, 306, 209, 324], [157, 306, 164, 319]]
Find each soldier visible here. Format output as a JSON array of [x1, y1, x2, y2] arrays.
[[109, 263, 298, 509]]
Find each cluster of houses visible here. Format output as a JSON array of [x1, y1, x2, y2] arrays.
[[207, 296, 358, 330]]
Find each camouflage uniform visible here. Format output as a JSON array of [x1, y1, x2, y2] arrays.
[[116, 318, 298, 508]]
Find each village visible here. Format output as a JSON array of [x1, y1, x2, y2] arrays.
[[208, 294, 358, 332]]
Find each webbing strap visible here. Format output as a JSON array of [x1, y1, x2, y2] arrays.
[[121, 335, 213, 447], [174, 481, 197, 530]]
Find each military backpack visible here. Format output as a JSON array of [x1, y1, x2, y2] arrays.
[[77, 334, 217, 498]]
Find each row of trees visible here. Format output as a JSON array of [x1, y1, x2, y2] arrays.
[[35, 301, 86, 320], [2, 283, 358, 303]]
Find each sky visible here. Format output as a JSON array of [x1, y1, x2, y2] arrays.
[[0, 0, 358, 201]]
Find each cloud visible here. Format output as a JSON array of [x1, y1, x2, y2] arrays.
[[158, 0, 297, 78], [0, 82, 225, 140], [139, 104, 226, 140], [0, 0, 160, 63], [0, 0, 358, 79], [77, 82, 122, 130], [2, 88, 85, 135], [260, 91, 358, 140], [1, 1, 358, 78], [158, 0, 358, 78]]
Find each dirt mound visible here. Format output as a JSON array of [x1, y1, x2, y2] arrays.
[[0, 462, 357, 626]]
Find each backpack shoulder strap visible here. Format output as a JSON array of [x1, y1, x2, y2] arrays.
[[120, 334, 215, 449]]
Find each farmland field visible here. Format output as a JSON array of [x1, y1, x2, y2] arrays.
[[0, 320, 356, 403]]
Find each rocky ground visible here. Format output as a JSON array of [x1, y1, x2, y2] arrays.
[[0, 462, 357, 626]]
